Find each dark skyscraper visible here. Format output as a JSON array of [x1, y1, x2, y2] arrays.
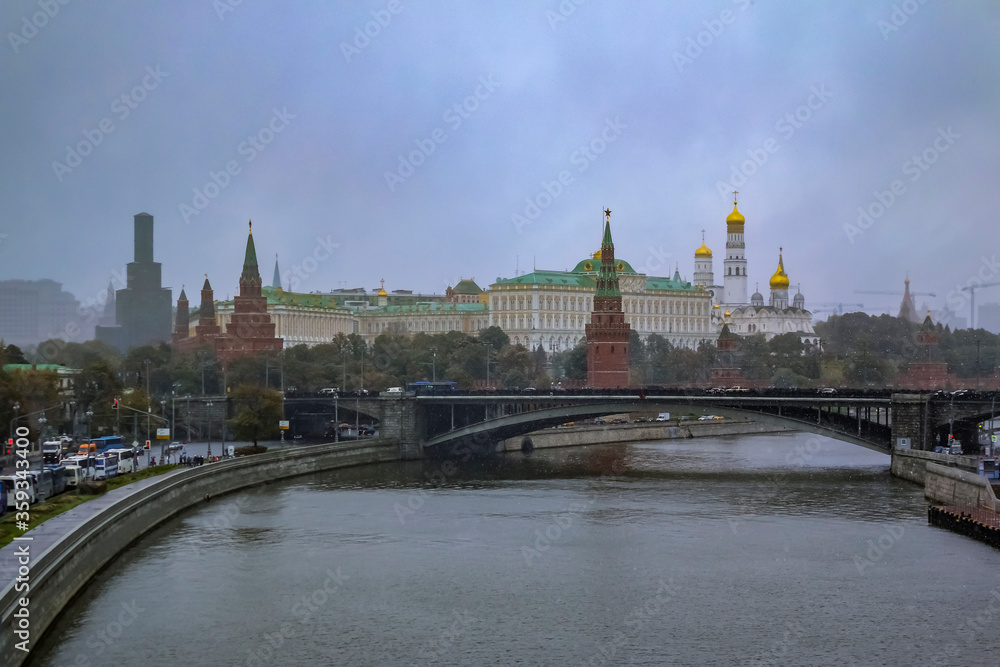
[[96, 213, 172, 351]]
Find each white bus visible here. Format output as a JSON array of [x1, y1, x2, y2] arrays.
[[94, 453, 119, 480], [107, 448, 140, 475], [1, 474, 36, 508]]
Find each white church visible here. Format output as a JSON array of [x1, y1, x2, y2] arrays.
[[692, 196, 819, 347]]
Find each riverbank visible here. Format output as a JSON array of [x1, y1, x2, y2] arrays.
[[502, 418, 791, 452], [0, 439, 401, 667]]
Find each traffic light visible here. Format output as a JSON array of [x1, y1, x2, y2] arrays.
[[5, 438, 11, 455], [113, 398, 119, 410]]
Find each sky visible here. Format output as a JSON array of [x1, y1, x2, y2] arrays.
[[1, 0, 998, 329]]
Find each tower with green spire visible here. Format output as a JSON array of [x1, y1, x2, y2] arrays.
[[272, 253, 282, 290], [239, 220, 263, 298], [585, 208, 631, 388], [217, 220, 283, 362]]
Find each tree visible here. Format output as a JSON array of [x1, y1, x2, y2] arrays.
[[478, 326, 510, 353], [228, 386, 283, 446], [4, 344, 28, 365], [552, 339, 587, 381]]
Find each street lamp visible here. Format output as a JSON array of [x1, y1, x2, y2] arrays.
[[69, 399, 77, 441], [85, 410, 93, 440], [206, 401, 214, 461], [9, 401, 20, 443], [37, 416, 47, 452]]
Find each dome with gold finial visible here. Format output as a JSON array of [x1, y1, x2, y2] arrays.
[[695, 230, 712, 258], [769, 250, 790, 290], [726, 193, 745, 231], [377, 278, 387, 297]]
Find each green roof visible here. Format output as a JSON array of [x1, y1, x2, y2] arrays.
[[4, 364, 74, 373], [451, 279, 483, 295], [494, 267, 696, 292], [569, 257, 638, 274], [494, 271, 596, 288], [351, 302, 487, 314]]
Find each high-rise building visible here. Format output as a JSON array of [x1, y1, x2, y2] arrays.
[[0, 279, 81, 347], [585, 209, 631, 388], [96, 213, 172, 351]]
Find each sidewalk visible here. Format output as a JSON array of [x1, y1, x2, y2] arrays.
[[0, 467, 188, 588]]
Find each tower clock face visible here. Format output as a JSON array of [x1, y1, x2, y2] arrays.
[[616, 261, 624, 271], [583, 261, 593, 271]]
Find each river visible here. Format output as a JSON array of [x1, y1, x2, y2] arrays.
[[27, 433, 1000, 666]]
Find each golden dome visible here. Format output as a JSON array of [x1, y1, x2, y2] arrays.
[[695, 230, 712, 258], [726, 202, 745, 225], [377, 278, 387, 297], [592, 249, 602, 260], [769, 251, 790, 290]]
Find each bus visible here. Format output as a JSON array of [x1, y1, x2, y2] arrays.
[[77, 435, 126, 457], [107, 447, 140, 474], [94, 452, 119, 480], [406, 381, 458, 396]]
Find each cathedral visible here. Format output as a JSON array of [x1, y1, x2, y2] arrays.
[[692, 196, 818, 347]]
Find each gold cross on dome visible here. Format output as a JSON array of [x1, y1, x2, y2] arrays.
[[733, 190, 739, 204]]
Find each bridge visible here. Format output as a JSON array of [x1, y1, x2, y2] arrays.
[[283, 390, 999, 459]]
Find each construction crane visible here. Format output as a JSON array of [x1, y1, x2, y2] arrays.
[[811, 303, 866, 315], [854, 290, 937, 297], [960, 280, 1000, 329]]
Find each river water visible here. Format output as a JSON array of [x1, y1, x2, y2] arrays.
[[28, 433, 1000, 666]]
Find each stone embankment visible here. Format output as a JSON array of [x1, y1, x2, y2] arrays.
[[502, 418, 790, 452]]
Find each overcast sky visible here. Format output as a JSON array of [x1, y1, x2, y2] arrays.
[[1, 0, 997, 326]]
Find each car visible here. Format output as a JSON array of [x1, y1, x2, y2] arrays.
[[593, 418, 606, 425], [698, 415, 714, 421], [611, 418, 627, 424], [818, 387, 837, 395], [318, 387, 339, 395]]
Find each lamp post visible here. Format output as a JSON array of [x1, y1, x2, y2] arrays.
[[37, 416, 47, 452], [206, 401, 213, 461], [160, 400, 167, 450], [9, 401, 20, 443], [85, 410, 93, 440], [69, 399, 77, 442], [949, 391, 956, 445], [143, 359, 151, 396]]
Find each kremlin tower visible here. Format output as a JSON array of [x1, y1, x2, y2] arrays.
[[585, 209, 631, 388], [172, 221, 283, 361]]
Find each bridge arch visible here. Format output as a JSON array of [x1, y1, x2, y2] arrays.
[[422, 401, 892, 456]]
